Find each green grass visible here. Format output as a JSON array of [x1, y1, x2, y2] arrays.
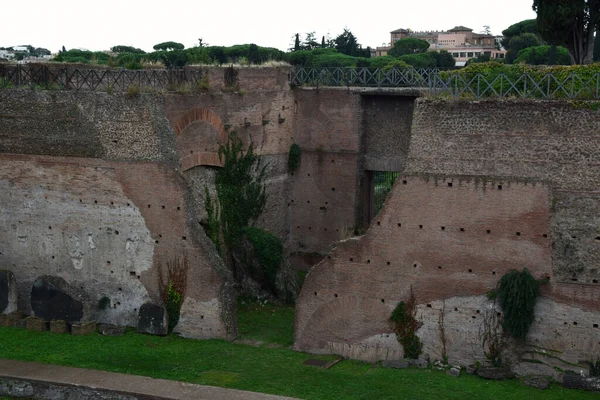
[[0, 327, 596, 400], [236, 297, 295, 346], [0, 305, 596, 400]]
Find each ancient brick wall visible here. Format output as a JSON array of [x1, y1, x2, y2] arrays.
[[362, 94, 416, 172], [288, 88, 363, 269], [295, 98, 600, 367], [0, 90, 233, 338]]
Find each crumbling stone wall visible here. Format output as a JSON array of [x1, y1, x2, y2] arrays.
[[295, 98, 600, 367], [0, 67, 295, 337]]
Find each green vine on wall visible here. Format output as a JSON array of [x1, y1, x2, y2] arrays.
[[390, 287, 423, 359], [288, 143, 301, 172], [495, 268, 541, 339]]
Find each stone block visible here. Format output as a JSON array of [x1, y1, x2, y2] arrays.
[[50, 319, 68, 334], [522, 375, 550, 390], [98, 323, 126, 336], [13, 317, 27, 329], [0, 311, 24, 327], [0, 269, 18, 314], [137, 303, 168, 336], [31, 275, 89, 323], [25, 316, 46, 332], [71, 321, 97, 336], [562, 374, 600, 392], [446, 367, 461, 377]]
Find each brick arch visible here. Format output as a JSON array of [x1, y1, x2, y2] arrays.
[[173, 108, 229, 171]]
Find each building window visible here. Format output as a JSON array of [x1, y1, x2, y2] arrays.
[[467, 52, 473, 57], [460, 52, 466, 58], [475, 52, 481, 57], [499, 53, 505, 59], [452, 52, 459, 57]]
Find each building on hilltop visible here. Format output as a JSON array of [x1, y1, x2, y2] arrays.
[[375, 26, 506, 66]]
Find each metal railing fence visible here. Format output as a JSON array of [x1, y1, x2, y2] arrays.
[[0, 64, 204, 91], [291, 67, 600, 99]]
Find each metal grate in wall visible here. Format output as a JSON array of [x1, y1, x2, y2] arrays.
[[373, 171, 399, 217]]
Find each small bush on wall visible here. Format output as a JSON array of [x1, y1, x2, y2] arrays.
[[390, 287, 423, 359], [495, 268, 540, 339], [288, 143, 301, 172], [158, 256, 189, 333]]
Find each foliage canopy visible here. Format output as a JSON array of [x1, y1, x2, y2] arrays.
[[532, 0, 600, 64], [496, 268, 540, 339], [388, 38, 430, 57]]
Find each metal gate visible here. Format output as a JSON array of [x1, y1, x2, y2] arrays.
[[370, 171, 399, 221]]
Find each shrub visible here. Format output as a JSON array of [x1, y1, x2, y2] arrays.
[[125, 84, 140, 99], [480, 308, 507, 367], [244, 227, 283, 289], [390, 287, 423, 359], [204, 134, 267, 254], [368, 56, 397, 69], [496, 268, 540, 339], [514, 45, 571, 65], [288, 143, 301, 172], [158, 256, 189, 333], [398, 52, 437, 68], [438, 62, 600, 98], [590, 357, 600, 377]]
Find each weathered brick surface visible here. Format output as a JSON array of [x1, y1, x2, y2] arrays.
[[406, 99, 600, 283], [362, 95, 416, 171], [295, 178, 553, 359], [296, 97, 600, 363], [0, 90, 233, 340], [288, 89, 362, 264]]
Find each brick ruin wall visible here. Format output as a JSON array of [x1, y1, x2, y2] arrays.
[[0, 67, 294, 339], [294, 97, 600, 370], [3, 71, 600, 368]]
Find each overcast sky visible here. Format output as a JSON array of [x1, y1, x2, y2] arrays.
[[1, 0, 537, 53]]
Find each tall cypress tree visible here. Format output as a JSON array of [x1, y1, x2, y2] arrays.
[[294, 33, 300, 52]]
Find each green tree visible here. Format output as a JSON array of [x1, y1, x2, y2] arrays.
[[293, 33, 301, 51], [431, 50, 456, 68], [505, 32, 541, 64], [514, 45, 572, 64], [501, 19, 538, 49], [304, 32, 319, 50], [111, 45, 146, 54], [595, 33, 600, 61], [334, 28, 370, 57], [388, 38, 430, 57], [532, 0, 600, 64], [153, 41, 185, 51], [247, 43, 261, 64]]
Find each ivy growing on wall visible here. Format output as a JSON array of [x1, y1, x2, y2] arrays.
[[495, 268, 541, 339], [288, 143, 301, 172]]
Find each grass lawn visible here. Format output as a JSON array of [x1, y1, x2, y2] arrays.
[[0, 301, 596, 400]]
